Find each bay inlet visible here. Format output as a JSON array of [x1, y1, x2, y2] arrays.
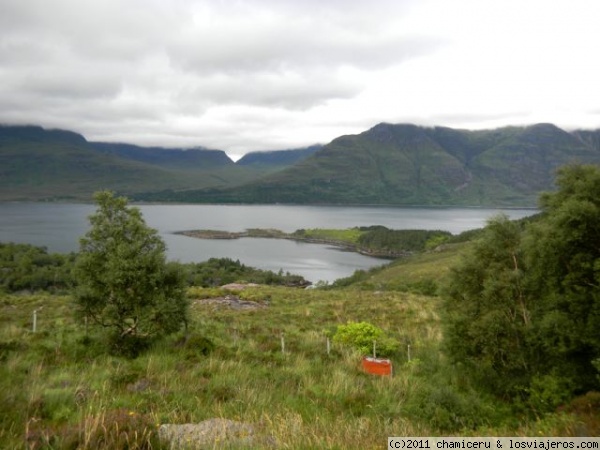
[[0, 203, 536, 283]]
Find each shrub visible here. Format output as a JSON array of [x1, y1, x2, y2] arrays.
[[178, 332, 215, 361], [333, 321, 398, 357], [527, 374, 575, 414]]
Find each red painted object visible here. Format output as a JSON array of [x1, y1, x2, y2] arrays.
[[362, 356, 392, 376]]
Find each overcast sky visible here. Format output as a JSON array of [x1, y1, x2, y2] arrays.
[[1, 0, 599, 160]]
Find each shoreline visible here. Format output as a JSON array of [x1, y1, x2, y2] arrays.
[[175, 228, 408, 259]]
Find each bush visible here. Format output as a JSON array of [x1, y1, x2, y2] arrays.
[[178, 332, 215, 361], [333, 321, 398, 357], [527, 374, 575, 414], [403, 382, 503, 432]]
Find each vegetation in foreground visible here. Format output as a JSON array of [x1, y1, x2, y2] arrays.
[[1, 165, 599, 449], [5, 285, 597, 449]]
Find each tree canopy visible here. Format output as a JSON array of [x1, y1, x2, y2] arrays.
[[74, 191, 188, 356], [443, 164, 600, 407]]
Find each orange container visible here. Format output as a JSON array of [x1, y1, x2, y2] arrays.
[[361, 356, 392, 376]]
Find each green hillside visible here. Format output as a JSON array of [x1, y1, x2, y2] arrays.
[[4, 123, 600, 205], [237, 145, 322, 169], [89, 142, 234, 171], [143, 123, 600, 206], [0, 126, 262, 201]]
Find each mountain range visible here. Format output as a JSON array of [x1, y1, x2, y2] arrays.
[[2, 123, 599, 205], [0, 125, 317, 201], [137, 123, 600, 206]]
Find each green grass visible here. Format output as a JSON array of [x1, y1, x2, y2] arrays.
[[363, 242, 470, 289], [294, 227, 364, 244], [0, 257, 593, 448]]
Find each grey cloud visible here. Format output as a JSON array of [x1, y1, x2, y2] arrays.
[[9, 0, 576, 156], [166, 11, 441, 75], [16, 70, 121, 100], [175, 70, 363, 111]]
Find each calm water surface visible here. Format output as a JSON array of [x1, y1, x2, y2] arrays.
[[0, 203, 536, 283]]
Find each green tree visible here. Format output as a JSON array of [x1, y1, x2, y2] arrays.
[[74, 191, 188, 356], [525, 164, 600, 394], [443, 164, 600, 405], [443, 214, 532, 396]]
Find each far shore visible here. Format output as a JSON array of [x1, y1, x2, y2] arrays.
[[175, 228, 408, 259]]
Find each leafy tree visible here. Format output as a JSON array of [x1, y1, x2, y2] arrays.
[[443, 164, 600, 404], [74, 191, 188, 356], [443, 214, 532, 396], [0, 243, 75, 293], [525, 164, 600, 393]]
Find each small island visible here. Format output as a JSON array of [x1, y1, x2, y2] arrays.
[[175, 226, 454, 258]]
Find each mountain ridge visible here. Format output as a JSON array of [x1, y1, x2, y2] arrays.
[[0, 125, 276, 200], [2, 122, 600, 205], [236, 145, 322, 168], [137, 122, 600, 206]]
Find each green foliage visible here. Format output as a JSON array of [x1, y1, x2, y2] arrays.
[[0, 242, 75, 293], [74, 191, 188, 356], [333, 321, 398, 357], [184, 257, 309, 287], [525, 164, 600, 393], [403, 382, 499, 432], [357, 227, 452, 255], [329, 268, 374, 289], [179, 332, 215, 361], [443, 164, 600, 404], [443, 214, 532, 396], [526, 374, 575, 414]]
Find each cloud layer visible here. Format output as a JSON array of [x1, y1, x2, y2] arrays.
[[1, 0, 599, 158]]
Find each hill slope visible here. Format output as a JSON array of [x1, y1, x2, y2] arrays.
[[143, 123, 600, 206], [236, 145, 322, 169], [0, 126, 259, 200], [89, 142, 233, 171]]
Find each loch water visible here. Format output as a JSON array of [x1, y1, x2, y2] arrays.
[[0, 203, 536, 283]]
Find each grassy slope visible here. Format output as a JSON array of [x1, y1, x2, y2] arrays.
[[358, 243, 470, 291], [1, 241, 590, 449]]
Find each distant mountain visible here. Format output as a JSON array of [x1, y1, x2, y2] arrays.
[[4, 123, 600, 205], [0, 125, 257, 200], [89, 142, 233, 171], [139, 123, 600, 206], [236, 145, 322, 169]]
